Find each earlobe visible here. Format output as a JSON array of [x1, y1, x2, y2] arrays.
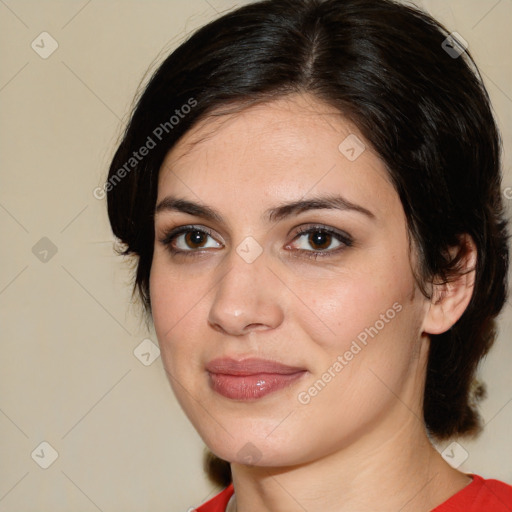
[[422, 234, 477, 335]]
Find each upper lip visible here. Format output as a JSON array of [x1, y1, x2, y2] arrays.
[[206, 357, 306, 376]]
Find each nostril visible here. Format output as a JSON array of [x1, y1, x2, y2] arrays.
[[244, 323, 268, 331], [208, 320, 226, 334]]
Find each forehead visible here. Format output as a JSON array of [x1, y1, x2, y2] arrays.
[[157, 94, 395, 217], [163, 95, 361, 167]]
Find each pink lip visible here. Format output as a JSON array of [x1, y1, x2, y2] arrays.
[[206, 358, 307, 400]]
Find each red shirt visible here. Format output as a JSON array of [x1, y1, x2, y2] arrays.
[[194, 475, 512, 511]]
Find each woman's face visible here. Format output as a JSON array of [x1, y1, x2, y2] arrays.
[[150, 93, 430, 467]]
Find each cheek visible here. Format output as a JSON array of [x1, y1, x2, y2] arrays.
[[294, 248, 416, 355], [295, 256, 423, 413], [149, 259, 205, 364], [150, 263, 176, 339], [149, 262, 215, 425]]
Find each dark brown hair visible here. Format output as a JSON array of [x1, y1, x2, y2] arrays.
[[105, 0, 509, 488]]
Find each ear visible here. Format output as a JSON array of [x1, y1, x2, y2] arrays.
[[422, 234, 477, 335]]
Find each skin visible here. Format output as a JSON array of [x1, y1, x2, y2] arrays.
[[150, 93, 476, 512]]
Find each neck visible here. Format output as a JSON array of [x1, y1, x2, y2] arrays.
[[228, 418, 471, 512]]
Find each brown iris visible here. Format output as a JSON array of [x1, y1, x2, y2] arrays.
[[308, 231, 332, 250], [185, 230, 208, 249]]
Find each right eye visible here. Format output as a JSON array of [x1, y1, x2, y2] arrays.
[[159, 225, 223, 255]]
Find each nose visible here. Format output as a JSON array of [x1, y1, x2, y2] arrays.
[[207, 249, 285, 336]]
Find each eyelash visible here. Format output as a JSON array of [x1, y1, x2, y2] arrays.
[[158, 224, 353, 260]]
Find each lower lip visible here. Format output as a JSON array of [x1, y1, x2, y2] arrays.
[[208, 371, 307, 400]]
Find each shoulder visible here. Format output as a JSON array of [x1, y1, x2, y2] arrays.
[[193, 484, 235, 512], [432, 474, 512, 512]]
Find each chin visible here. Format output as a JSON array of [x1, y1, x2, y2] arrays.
[[200, 427, 312, 468]]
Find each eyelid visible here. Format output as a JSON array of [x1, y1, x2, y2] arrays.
[[283, 225, 353, 260], [288, 224, 353, 247], [158, 224, 224, 248]]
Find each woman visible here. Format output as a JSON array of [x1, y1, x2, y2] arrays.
[[105, 0, 512, 510]]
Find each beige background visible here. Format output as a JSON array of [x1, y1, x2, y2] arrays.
[[0, 0, 511, 511]]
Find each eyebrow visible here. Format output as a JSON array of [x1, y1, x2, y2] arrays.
[[154, 195, 376, 223]]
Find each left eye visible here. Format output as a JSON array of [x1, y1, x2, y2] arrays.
[[288, 228, 351, 252]]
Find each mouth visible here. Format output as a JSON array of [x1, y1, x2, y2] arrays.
[[206, 357, 308, 401]]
